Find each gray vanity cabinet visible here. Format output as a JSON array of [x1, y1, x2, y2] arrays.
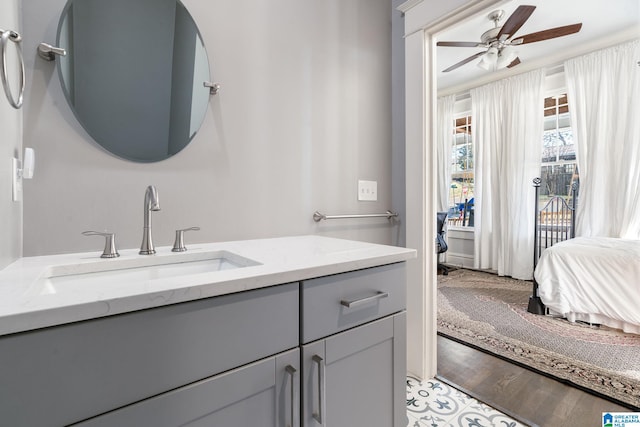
[[76, 348, 300, 427], [0, 261, 407, 427], [300, 263, 407, 427], [0, 283, 299, 427]]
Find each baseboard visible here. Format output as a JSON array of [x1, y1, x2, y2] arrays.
[[444, 253, 474, 269]]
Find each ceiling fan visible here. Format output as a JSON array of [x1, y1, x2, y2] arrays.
[[438, 5, 582, 72]]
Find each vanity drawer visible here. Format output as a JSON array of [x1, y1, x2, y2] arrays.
[[301, 262, 406, 343], [0, 283, 299, 427]]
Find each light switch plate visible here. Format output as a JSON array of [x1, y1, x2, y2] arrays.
[[358, 180, 377, 201], [12, 157, 22, 202]]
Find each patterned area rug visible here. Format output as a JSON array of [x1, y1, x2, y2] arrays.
[[438, 269, 640, 408]]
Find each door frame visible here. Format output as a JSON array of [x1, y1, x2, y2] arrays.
[[399, 0, 505, 380]]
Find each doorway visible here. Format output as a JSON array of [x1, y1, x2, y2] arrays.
[[400, 0, 506, 381]]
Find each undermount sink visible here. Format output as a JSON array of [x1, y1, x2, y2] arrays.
[[33, 250, 261, 296]]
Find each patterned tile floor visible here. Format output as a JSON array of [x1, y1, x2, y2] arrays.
[[406, 376, 528, 427]]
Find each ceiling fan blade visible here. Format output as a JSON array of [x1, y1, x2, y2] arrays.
[[497, 5, 536, 40], [507, 57, 521, 68], [437, 41, 481, 47], [442, 51, 486, 73], [512, 23, 583, 44]]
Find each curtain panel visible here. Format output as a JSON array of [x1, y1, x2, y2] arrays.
[[437, 95, 456, 213], [564, 39, 640, 239], [471, 70, 545, 280]]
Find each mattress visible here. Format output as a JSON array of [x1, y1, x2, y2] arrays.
[[534, 237, 640, 334]]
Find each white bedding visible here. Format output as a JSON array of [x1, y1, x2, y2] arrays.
[[534, 237, 640, 334]]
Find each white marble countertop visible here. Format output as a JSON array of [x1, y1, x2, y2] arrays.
[[0, 235, 415, 336]]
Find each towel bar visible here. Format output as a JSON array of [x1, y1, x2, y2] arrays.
[[0, 28, 25, 109], [313, 210, 398, 222]]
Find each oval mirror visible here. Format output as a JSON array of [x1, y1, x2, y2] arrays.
[[56, 0, 211, 162]]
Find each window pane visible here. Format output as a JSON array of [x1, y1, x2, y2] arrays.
[[540, 94, 579, 207], [450, 115, 474, 227]]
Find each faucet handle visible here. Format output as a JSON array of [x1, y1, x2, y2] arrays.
[[82, 231, 120, 258], [172, 227, 201, 252]]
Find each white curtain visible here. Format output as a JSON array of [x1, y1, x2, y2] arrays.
[[472, 70, 545, 279], [437, 95, 456, 212], [564, 39, 640, 239]]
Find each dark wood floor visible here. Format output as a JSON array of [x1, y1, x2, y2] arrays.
[[437, 335, 631, 427]]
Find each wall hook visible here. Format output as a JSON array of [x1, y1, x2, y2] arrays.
[[37, 42, 66, 61], [203, 81, 220, 95]]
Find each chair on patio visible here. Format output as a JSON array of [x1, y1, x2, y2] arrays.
[[436, 212, 454, 275]]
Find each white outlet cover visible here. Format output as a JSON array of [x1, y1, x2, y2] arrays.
[[358, 180, 377, 201]]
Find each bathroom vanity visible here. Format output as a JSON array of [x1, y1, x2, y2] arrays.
[[0, 236, 415, 426]]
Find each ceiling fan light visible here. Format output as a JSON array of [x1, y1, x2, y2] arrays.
[[478, 50, 498, 70], [497, 50, 518, 69], [477, 55, 492, 70]]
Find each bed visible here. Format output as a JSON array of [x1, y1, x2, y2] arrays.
[[528, 178, 640, 334], [535, 237, 640, 334]]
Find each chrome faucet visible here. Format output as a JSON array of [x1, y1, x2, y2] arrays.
[[140, 185, 160, 255]]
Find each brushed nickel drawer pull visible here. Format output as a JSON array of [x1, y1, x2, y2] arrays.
[[340, 291, 389, 308], [311, 355, 325, 425], [285, 365, 297, 427]]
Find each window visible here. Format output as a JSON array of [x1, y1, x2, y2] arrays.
[[448, 115, 474, 226], [540, 94, 579, 207]]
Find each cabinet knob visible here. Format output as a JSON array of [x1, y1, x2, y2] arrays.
[[172, 227, 201, 252]]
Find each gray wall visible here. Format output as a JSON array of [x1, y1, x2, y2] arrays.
[[21, 0, 398, 256], [0, 0, 22, 269]]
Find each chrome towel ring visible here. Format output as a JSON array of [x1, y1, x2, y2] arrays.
[[0, 28, 25, 109]]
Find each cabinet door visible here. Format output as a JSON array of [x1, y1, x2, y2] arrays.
[[76, 349, 300, 427], [302, 312, 406, 427]]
